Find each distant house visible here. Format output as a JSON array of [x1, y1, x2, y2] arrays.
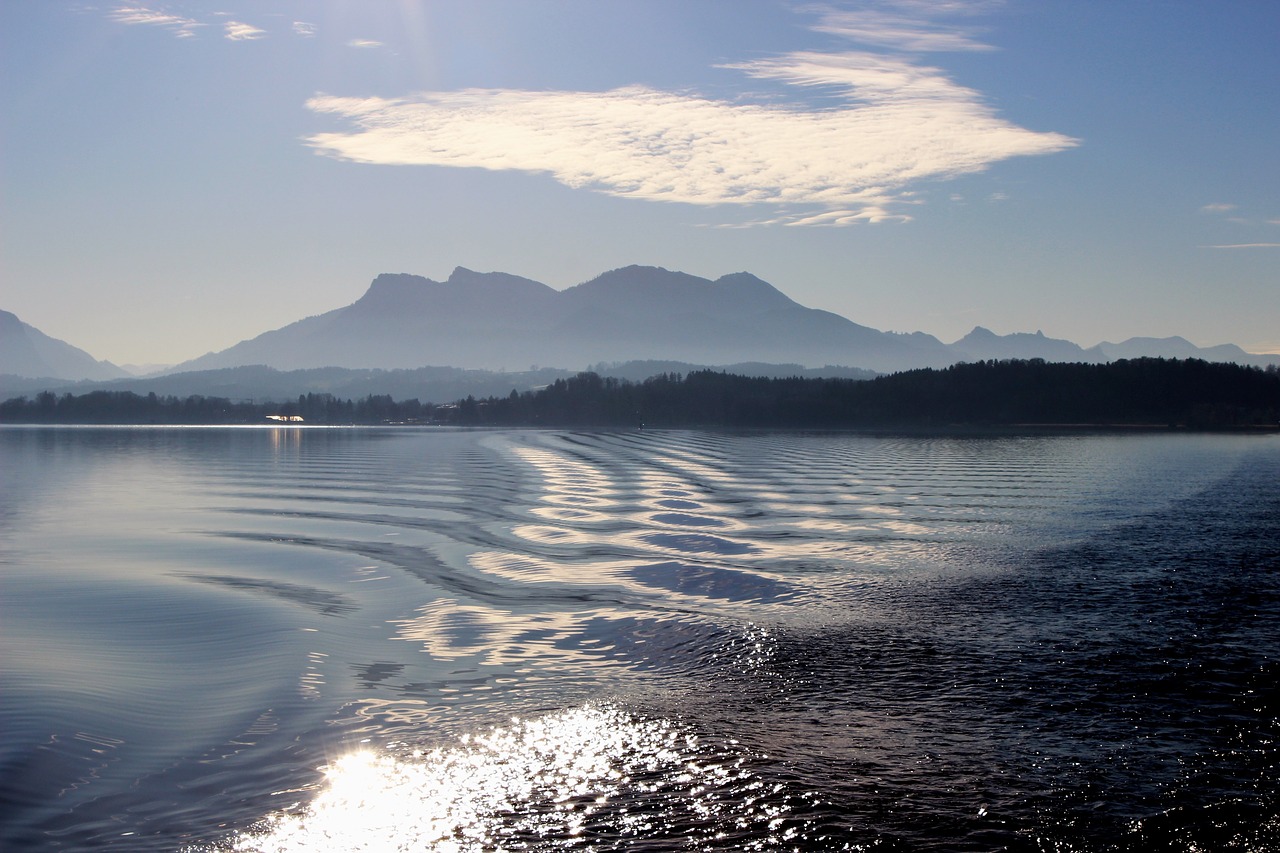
[[265, 414, 304, 422]]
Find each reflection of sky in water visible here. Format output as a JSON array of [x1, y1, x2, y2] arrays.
[[492, 436, 952, 604], [393, 598, 597, 665], [9, 428, 1260, 850], [224, 704, 797, 852]]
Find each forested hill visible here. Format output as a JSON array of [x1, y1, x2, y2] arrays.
[[477, 358, 1277, 429], [3, 358, 1278, 429]]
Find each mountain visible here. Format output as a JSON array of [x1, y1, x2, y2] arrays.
[[177, 264, 1274, 376], [949, 327, 1277, 369], [12, 267, 1272, 390], [118, 362, 174, 377], [0, 361, 880, 407], [951, 327, 1093, 363], [171, 266, 956, 374], [0, 310, 129, 381], [1091, 336, 1258, 363]]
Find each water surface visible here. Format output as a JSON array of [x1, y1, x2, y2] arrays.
[[1, 426, 1276, 850]]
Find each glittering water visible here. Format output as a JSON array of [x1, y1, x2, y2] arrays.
[[1, 426, 1277, 851]]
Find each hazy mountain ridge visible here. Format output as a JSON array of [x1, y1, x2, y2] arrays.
[[0, 361, 879, 406], [165, 265, 956, 375], [948, 327, 1265, 366], [0, 310, 129, 382], [4, 265, 1276, 387], [1092, 336, 1256, 362], [950, 327, 1091, 363], [165, 265, 1272, 374]]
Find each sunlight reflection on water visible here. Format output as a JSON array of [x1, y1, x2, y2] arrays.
[[11, 428, 1273, 852], [218, 704, 797, 852]]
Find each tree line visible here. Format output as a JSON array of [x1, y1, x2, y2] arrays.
[[2, 359, 1278, 429], [0, 390, 431, 425]]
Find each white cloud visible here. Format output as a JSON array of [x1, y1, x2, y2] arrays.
[[811, 7, 995, 52], [1204, 243, 1280, 249], [304, 4, 1075, 226], [780, 205, 911, 226], [111, 6, 264, 41], [109, 6, 202, 38], [348, 39, 384, 49], [293, 21, 317, 37], [1201, 204, 1278, 227], [225, 21, 266, 41]]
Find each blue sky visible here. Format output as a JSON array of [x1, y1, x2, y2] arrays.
[[3, 1, 1277, 366]]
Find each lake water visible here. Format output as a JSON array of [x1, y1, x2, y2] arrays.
[[1, 426, 1277, 851]]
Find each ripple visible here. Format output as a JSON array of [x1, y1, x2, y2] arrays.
[[639, 532, 759, 556], [626, 561, 796, 603], [647, 511, 728, 528], [6, 427, 1276, 852], [181, 574, 358, 616], [219, 704, 805, 853]]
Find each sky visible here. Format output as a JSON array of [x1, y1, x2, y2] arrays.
[[2, 1, 1278, 367]]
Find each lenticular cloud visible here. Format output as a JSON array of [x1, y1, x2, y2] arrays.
[[305, 49, 1075, 225]]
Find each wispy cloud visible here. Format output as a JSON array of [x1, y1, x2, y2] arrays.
[[293, 21, 317, 38], [225, 21, 266, 41], [110, 5, 264, 40], [1201, 203, 1279, 227], [1204, 243, 1280, 249], [810, 5, 997, 52], [306, 6, 1075, 226], [109, 5, 202, 38], [348, 39, 384, 49]]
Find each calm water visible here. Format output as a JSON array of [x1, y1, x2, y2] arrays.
[[1, 426, 1277, 851]]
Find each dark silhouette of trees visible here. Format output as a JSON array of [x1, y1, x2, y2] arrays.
[[458, 359, 1280, 429], [3, 359, 1277, 429]]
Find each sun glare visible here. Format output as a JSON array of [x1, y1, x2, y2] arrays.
[[220, 704, 797, 852]]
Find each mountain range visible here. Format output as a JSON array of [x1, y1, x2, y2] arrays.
[[3, 266, 1276, 396], [167, 266, 1277, 374], [167, 266, 953, 375], [0, 310, 130, 383]]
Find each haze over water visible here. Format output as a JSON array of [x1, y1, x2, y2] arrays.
[[1, 426, 1277, 851]]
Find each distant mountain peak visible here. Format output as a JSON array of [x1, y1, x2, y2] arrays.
[[579, 265, 690, 288], [567, 266, 799, 314], [0, 310, 129, 381], [370, 272, 428, 285], [365, 272, 431, 291], [952, 326, 1088, 363], [447, 266, 501, 284], [443, 266, 557, 292], [712, 271, 799, 309], [715, 271, 765, 284], [146, 266, 1278, 377], [1094, 335, 1250, 362], [356, 273, 434, 309]]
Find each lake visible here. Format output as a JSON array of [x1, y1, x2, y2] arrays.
[[1, 426, 1277, 851]]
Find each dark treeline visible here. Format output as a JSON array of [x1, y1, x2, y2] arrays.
[[0, 390, 431, 425], [2, 359, 1278, 429], [468, 358, 1280, 429]]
